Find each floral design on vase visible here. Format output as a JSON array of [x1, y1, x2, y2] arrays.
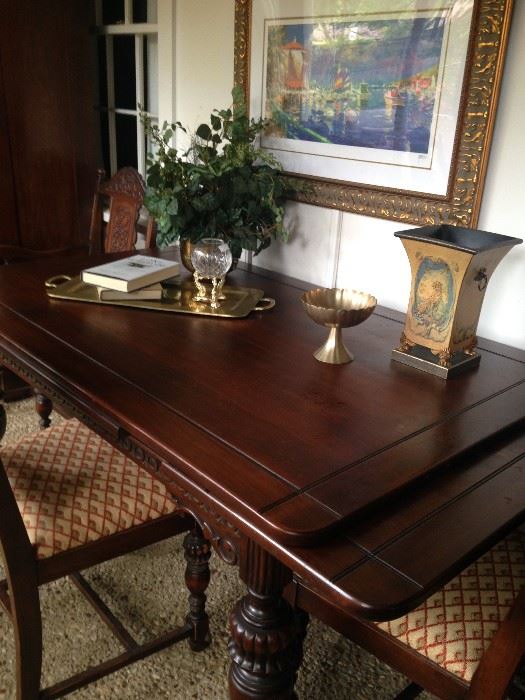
[[411, 257, 455, 342]]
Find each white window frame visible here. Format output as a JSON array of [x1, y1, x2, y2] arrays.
[[94, 0, 175, 176]]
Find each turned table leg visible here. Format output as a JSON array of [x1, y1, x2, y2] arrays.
[[228, 538, 305, 699], [34, 392, 52, 429], [183, 523, 211, 651]]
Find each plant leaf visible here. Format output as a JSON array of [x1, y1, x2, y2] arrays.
[[196, 123, 212, 140]]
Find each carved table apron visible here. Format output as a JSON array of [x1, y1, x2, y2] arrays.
[[0, 252, 524, 699]]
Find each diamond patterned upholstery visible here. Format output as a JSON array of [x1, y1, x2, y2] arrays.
[[0, 418, 178, 559], [377, 527, 525, 682]]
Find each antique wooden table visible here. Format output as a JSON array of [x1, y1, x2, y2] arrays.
[[0, 251, 524, 699]]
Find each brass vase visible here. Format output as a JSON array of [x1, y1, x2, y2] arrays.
[[393, 224, 522, 378]]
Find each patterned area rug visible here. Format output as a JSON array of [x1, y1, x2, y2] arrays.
[[0, 399, 433, 699]]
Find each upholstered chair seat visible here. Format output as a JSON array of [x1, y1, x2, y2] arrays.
[[377, 527, 525, 686], [0, 412, 214, 699], [0, 418, 178, 560]]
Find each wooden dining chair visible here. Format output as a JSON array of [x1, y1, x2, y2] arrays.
[[88, 166, 156, 254], [28, 166, 158, 426], [296, 526, 525, 700], [2, 166, 154, 270], [0, 417, 210, 699]]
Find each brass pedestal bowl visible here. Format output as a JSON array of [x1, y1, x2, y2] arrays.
[[301, 288, 377, 364]]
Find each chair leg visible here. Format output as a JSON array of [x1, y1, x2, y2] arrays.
[[394, 683, 424, 699], [183, 524, 211, 651], [0, 456, 43, 699], [0, 402, 6, 440], [40, 572, 192, 699], [34, 392, 52, 429], [12, 584, 43, 700]]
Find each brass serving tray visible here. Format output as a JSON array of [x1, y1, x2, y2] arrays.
[[45, 275, 274, 318]]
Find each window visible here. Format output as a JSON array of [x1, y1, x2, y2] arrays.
[[95, 0, 165, 176]]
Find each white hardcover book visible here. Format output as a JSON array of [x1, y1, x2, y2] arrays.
[[96, 282, 164, 301], [81, 255, 180, 292]]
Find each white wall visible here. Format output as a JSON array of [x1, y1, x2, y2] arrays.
[[174, 0, 525, 350], [472, 2, 525, 351], [174, 0, 235, 133]]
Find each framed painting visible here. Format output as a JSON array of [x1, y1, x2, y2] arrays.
[[234, 0, 513, 227]]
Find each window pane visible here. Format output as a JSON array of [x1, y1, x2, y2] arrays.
[[102, 0, 124, 25], [133, 0, 148, 23], [113, 35, 136, 110], [116, 114, 138, 169], [142, 0, 157, 23]]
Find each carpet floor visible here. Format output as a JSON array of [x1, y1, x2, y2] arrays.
[[0, 399, 436, 700]]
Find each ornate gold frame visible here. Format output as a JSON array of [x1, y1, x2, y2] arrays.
[[234, 0, 513, 227]]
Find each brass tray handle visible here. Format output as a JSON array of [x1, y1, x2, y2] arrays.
[[45, 275, 72, 289], [254, 297, 275, 311]]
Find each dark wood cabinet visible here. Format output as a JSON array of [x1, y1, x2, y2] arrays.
[[0, 65, 19, 245], [0, 0, 100, 251], [0, 1, 100, 400]]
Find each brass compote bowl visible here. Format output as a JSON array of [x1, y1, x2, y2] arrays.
[[301, 288, 377, 364]]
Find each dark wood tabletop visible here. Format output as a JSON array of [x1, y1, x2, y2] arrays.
[[0, 250, 524, 696]]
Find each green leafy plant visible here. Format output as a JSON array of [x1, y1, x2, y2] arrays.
[[142, 86, 295, 259]]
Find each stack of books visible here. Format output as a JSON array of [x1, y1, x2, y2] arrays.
[[81, 254, 180, 301]]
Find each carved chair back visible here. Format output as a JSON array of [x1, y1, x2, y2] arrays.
[[88, 167, 156, 254]]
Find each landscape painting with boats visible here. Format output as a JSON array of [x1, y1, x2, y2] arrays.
[[263, 13, 447, 157]]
